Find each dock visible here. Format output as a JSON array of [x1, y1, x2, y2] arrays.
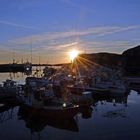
[[0, 63, 70, 72]]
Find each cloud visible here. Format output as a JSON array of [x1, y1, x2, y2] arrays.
[[97, 25, 140, 36], [81, 40, 140, 53], [1, 25, 139, 63], [33, 42, 79, 53], [9, 25, 140, 45], [1, 38, 140, 63], [56, 42, 79, 49], [0, 20, 40, 30]]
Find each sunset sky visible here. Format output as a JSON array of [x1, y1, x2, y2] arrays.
[[0, 0, 140, 64]]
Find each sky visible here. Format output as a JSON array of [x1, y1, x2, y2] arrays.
[[0, 0, 140, 64]]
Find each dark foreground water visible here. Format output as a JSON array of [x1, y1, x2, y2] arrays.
[[1, 91, 140, 140], [0, 73, 140, 140]]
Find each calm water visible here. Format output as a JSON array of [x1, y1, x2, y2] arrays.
[[0, 73, 140, 140]]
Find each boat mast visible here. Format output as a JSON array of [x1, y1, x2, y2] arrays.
[[12, 49, 15, 64], [30, 37, 32, 64]]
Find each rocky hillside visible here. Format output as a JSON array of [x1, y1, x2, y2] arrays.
[[122, 45, 140, 75], [79, 45, 140, 76], [79, 53, 123, 68]]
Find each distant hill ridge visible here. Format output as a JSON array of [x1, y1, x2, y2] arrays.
[[122, 45, 140, 75], [79, 45, 140, 76]]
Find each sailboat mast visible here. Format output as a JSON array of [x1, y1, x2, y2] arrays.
[[30, 37, 32, 64]]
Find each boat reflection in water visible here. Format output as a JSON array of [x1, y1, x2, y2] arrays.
[[92, 91, 129, 120], [17, 104, 94, 133], [93, 92, 129, 107], [79, 105, 93, 119], [18, 104, 79, 133], [0, 102, 18, 123]]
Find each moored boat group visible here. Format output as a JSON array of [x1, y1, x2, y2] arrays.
[[0, 64, 133, 119]]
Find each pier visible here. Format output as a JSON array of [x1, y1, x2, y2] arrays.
[[0, 63, 70, 72]]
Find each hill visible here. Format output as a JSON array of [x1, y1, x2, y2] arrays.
[[78, 45, 140, 76]]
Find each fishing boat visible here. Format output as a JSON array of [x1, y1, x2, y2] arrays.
[[21, 81, 80, 119], [20, 99, 79, 119], [94, 80, 129, 95], [25, 76, 49, 91], [0, 79, 17, 99], [67, 84, 109, 95], [50, 73, 74, 95], [21, 94, 79, 119], [67, 64, 129, 95], [67, 75, 109, 94], [68, 80, 129, 97]]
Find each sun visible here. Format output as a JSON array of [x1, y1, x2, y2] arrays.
[[69, 49, 79, 61]]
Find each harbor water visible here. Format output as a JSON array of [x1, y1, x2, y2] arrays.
[[0, 73, 140, 140]]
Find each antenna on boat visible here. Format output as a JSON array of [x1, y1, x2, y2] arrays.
[[12, 49, 15, 64], [38, 52, 41, 77], [39, 52, 41, 65], [21, 58, 23, 64], [9, 72, 12, 80], [30, 37, 33, 64]]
